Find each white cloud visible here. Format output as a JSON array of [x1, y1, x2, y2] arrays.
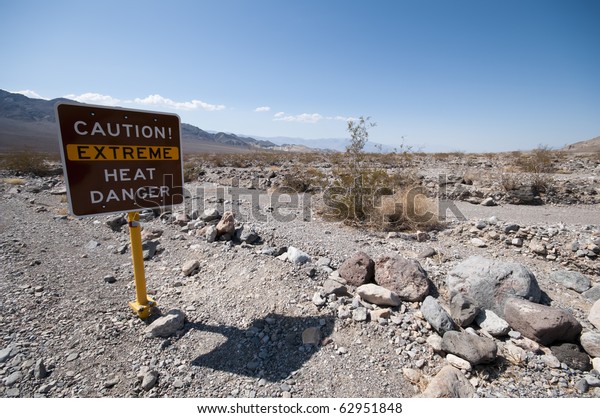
[[133, 94, 225, 111], [273, 112, 324, 123], [65, 92, 121, 106], [255, 106, 271, 112], [13, 90, 48, 100]]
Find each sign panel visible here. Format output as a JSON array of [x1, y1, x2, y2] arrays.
[[56, 103, 184, 216]]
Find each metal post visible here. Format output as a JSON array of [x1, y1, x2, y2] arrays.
[[127, 211, 156, 319]]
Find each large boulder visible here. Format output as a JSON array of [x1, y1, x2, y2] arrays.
[[441, 331, 497, 365], [375, 254, 429, 302], [418, 365, 476, 398], [421, 296, 456, 336], [446, 256, 541, 316], [338, 252, 375, 287], [503, 298, 582, 346]]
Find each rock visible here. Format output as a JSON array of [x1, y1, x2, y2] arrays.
[[402, 367, 422, 384], [550, 343, 591, 371], [450, 293, 480, 327], [216, 211, 235, 237], [586, 374, 600, 387], [200, 208, 221, 222], [580, 332, 600, 357], [470, 238, 487, 248], [375, 254, 429, 302], [480, 197, 496, 206], [541, 354, 561, 368], [287, 247, 311, 265], [582, 285, 600, 302], [4, 371, 23, 386], [511, 238, 523, 247], [549, 270, 591, 293], [302, 327, 321, 345], [528, 241, 547, 256], [322, 278, 349, 297], [103, 275, 116, 284], [503, 224, 520, 234], [142, 239, 159, 260], [589, 299, 600, 329], [337, 305, 352, 319], [356, 283, 401, 307], [312, 292, 326, 307], [421, 296, 456, 336], [446, 256, 541, 317], [237, 225, 259, 244], [418, 247, 437, 258], [475, 309, 511, 337], [205, 225, 217, 243], [370, 308, 391, 321], [141, 370, 159, 391], [427, 334, 443, 352], [441, 330, 497, 365], [106, 215, 127, 231], [352, 307, 368, 322], [181, 260, 200, 276], [338, 251, 375, 286], [504, 298, 582, 346], [418, 365, 476, 398], [446, 353, 472, 371], [145, 309, 186, 338], [85, 240, 100, 250], [575, 378, 589, 394], [593, 358, 600, 372], [0, 346, 15, 363], [34, 359, 47, 379], [506, 185, 536, 205], [503, 343, 527, 365]]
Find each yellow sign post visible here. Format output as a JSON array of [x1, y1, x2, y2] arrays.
[[127, 211, 156, 319]]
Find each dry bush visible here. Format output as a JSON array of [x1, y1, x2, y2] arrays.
[[0, 150, 56, 176], [279, 165, 327, 193], [514, 145, 556, 174]]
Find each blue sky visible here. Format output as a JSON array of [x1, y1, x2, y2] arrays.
[[2, 0, 599, 152]]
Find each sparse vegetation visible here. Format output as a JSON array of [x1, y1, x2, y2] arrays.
[[0, 149, 58, 176]]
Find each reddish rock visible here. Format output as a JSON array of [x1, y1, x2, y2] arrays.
[[338, 251, 375, 287], [374, 254, 429, 302], [216, 211, 235, 237]]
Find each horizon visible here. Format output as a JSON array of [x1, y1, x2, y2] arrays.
[[1, 0, 599, 152]]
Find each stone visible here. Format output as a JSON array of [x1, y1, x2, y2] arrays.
[[352, 307, 368, 322], [34, 359, 47, 379], [286, 247, 311, 265], [586, 375, 600, 387], [418, 365, 476, 398], [589, 299, 600, 330], [85, 240, 100, 250], [145, 309, 186, 338], [503, 224, 520, 234], [504, 298, 582, 346], [0, 346, 15, 363], [549, 270, 591, 293], [402, 367, 422, 384], [106, 214, 127, 231], [418, 247, 437, 259], [503, 343, 527, 365], [338, 251, 375, 286], [475, 309, 511, 337], [511, 238, 523, 247], [370, 308, 391, 321], [200, 208, 221, 222], [237, 225, 259, 244], [480, 197, 496, 206], [375, 254, 429, 302], [421, 296, 456, 336], [216, 211, 235, 237], [142, 239, 160, 260], [312, 292, 326, 307], [471, 238, 486, 248], [427, 334, 443, 352], [450, 293, 480, 327], [103, 275, 116, 284], [302, 327, 321, 345], [181, 260, 200, 276], [4, 371, 23, 386], [322, 278, 349, 297], [550, 343, 591, 371], [141, 370, 159, 391], [205, 225, 217, 243], [356, 283, 401, 307], [528, 241, 547, 256], [582, 285, 600, 302], [446, 353, 471, 371], [541, 354, 561, 368], [593, 358, 600, 372], [446, 256, 541, 317], [580, 332, 600, 357], [575, 378, 589, 394], [441, 330, 497, 365]]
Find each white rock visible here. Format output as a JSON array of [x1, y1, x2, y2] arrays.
[[446, 353, 472, 370], [589, 299, 600, 330], [356, 283, 401, 307]]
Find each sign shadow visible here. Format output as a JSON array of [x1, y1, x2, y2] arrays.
[[186, 313, 334, 382]]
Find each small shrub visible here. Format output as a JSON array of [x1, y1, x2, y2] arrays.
[[0, 150, 55, 176], [514, 145, 555, 174]]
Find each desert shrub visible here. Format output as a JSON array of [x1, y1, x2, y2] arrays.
[[0, 150, 55, 176], [320, 116, 438, 231], [514, 145, 555, 174], [183, 158, 206, 182], [279, 165, 327, 193]]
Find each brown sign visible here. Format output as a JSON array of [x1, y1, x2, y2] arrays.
[[56, 103, 184, 216]]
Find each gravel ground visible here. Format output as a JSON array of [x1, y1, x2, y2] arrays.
[[1, 170, 599, 399]]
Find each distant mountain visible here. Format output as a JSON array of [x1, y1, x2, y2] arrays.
[[0, 89, 275, 153], [563, 135, 600, 153], [250, 135, 397, 153]]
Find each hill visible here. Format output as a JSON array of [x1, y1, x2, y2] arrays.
[[0, 89, 275, 154], [563, 136, 600, 153]]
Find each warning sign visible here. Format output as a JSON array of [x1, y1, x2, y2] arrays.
[[56, 103, 184, 216]]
